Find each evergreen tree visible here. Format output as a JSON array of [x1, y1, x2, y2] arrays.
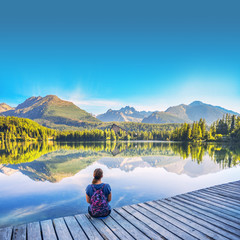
[[230, 115, 236, 133], [187, 124, 192, 140]]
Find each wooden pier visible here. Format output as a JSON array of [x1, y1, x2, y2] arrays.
[[0, 180, 240, 240]]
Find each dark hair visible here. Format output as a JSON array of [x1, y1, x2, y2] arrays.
[[92, 168, 103, 184]]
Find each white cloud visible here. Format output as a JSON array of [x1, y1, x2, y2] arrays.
[[68, 94, 173, 114], [72, 98, 124, 115], [57, 87, 125, 114], [72, 99, 122, 108]]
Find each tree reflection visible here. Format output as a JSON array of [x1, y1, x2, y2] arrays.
[[0, 141, 239, 168]]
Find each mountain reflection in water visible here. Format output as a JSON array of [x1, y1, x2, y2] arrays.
[[0, 141, 239, 227], [0, 141, 239, 182]]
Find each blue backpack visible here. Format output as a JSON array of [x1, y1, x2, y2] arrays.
[[90, 184, 110, 217]]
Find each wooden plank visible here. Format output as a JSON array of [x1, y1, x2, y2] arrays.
[[175, 195, 240, 224], [204, 189, 240, 201], [110, 210, 150, 240], [221, 182, 240, 189], [199, 190, 240, 204], [174, 194, 240, 220], [119, 206, 180, 240], [200, 189, 240, 206], [228, 180, 240, 184], [199, 189, 240, 206], [211, 184, 240, 192], [12, 224, 26, 240], [27, 222, 42, 240], [214, 187, 240, 196], [160, 198, 240, 237], [87, 214, 119, 240], [185, 193, 240, 216], [102, 215, 135, 240], [145, 201, 226, 240], [199, 188, 240, 205], [129, 204, 197, 240], [155, 200, 239, 240], [215, 182, 231, 188], [218, 185, 240, 190], [225, 184, 240, 191], [41, 220, 57, 240], [229, 181, 240, 185], [214, 184, 240, 192], [211, 185, 240, 196], [206, 183, 240, 192], [75, 214, 103, 240], [192, 191, 240, 210], [169, 196, 240, 230], [227, 181, 240, 187], [53, 218, 72, 240], [0, 227, 12, 240], [187, 192, 240, 214], [64, 216, 88, 240]]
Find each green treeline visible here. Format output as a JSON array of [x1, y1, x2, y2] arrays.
[[56, 115, 240, 142], [55, 128, 171, 141], [115, 122, 179, 132], [1, 115, 240, 144], [172, 115, 240, 142]]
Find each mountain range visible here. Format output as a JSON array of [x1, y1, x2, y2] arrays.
[[97, 106, 153, 122], [1, 96, 239, 128], [99, 101, 239, 125]]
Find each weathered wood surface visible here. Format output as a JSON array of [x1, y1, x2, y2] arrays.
[[40, 220, 57, 240], [12, 225, 26, 240], [0, 227, 12, 240], [53, 218, 72, 240], [1, 180, 239, 240], [64, 216, 87, 240], [27, 222, 41, 240]]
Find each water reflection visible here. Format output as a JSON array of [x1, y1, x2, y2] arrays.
[[0, 141, 239, 227], [0, 141, 239, 182]]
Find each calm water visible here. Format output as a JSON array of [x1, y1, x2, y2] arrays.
[[0, 141, 239, 227]]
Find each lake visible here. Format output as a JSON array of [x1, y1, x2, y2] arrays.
[[0, 141, 239, 227]]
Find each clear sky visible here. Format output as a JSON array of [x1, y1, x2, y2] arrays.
[[0, 0, 239, 114]]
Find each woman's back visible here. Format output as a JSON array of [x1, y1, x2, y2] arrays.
[[86, 183, 111, 210], [85, 168, 112, 218]]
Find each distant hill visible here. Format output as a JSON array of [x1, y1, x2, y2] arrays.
[[0, 103, 14, 113], [166, 101, 239, 124], [142, 101, 239, 125], [97, 106, 153, 122], [2, 95, 100, 129], [142, 111, 188, 124]]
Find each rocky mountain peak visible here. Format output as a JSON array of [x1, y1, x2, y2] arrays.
[[16, 96, 42, 110], [120, 106, 136, 114], [189, 101, 204, 106]]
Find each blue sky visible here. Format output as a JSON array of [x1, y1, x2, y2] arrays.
[[0, 0, 239, 114]]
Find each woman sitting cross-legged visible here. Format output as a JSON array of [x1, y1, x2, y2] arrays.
[[85, 168, 111, 218]]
